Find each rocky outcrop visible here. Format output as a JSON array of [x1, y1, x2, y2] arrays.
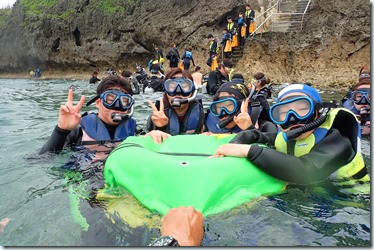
[[0, 0, 370, 87], [236, 0, 370, 87]]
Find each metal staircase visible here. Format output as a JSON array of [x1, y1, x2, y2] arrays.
[[269, 0, 312, 32], [230, 0, 312, 66]]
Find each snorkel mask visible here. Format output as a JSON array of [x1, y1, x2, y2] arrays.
[[86, 89, 135, 122], [210, 82, 256, 129], [272, 84, 337, 141], [164, 77, 198, 107], [209, 97, 243, 119], [270, 96, 316, 130], [351, 88, 371, 105]]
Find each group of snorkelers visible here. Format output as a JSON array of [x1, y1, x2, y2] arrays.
[[41, 65, 370, 246]]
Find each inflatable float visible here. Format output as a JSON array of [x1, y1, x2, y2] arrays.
[[103, 134, 286, 216]]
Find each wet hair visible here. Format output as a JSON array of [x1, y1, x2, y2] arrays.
[[164, 67, 193, 81], [96, 75, 133, 95], [150, 64, 160, 74], [121, 70, 132, 78], [232, 73, 245, 83], [253, 72, 271, 87], [219, 58, 233, 69], [353, 78, 371, 90]]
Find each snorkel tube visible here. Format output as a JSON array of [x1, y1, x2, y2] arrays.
[[283, 101, 337, 142], [170, 85, 198, 107], [111, 105, 134, 123]]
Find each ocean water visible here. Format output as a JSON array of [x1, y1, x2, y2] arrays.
[[0, 79, 370, 246]]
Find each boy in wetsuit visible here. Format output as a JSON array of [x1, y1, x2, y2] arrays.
[[214, 84, 369, 185]]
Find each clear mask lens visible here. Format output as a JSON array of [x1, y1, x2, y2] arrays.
[[210, 97, 239, 117], [352, 89, 371, 105], [100, 90, 134, 111], [164, 78, 194, 97], [270, 97, 314, 125]]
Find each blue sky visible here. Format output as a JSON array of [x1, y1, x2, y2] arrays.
[[0, 0, 16, 8]]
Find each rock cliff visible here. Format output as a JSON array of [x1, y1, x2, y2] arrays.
[[0, 0, 370, 87]]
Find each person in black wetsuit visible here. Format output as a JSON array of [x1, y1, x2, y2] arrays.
[[89, 71, 100, 84], [214, 83, 369, 185], [206, 58, 231, 95], [39, 75, 166, 155], [146, 67, 205, 136]]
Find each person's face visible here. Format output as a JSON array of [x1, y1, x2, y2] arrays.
[[217, 92, 237, 128], [165, 73, 193, 110], [278, 93, 315, 139], [353, 84, 370, 110], [220, 66, 230, 76], [253, 79, 261, 88], [96, 88, 130, 125]]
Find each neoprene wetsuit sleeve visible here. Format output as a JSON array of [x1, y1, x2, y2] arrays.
[[207, 72, 219, 95], [229, 129, 276, 146], [39, 125, 81, 154], [247, 129, 356, 184]]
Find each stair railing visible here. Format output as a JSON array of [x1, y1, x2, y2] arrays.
[[249, 0, 312, 37], [300, 0, 312, 30]]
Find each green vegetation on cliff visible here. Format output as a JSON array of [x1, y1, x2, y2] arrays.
[[0, 7, 12, 28]]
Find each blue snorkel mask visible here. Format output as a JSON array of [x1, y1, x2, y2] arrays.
[[209, 97, 246, 119], [86, 89, 135, 122], [270, 96, 316, 129], [100, 90, 134, 111], [164, 78, 195, 97], [164, 77, 198, 107], [351, 88, 371, 105]]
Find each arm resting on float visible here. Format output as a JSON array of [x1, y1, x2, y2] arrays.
[[229, 129, 276, 146], [248, 129, 356, 184]]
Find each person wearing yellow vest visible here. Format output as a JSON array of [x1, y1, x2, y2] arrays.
[[244, 4, 255, 37], [214, 84, 369, 184], [226, 15, 238, 48], [221, 28, 232, 59]]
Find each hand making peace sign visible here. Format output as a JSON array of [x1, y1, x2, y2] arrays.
[[58, 89, 86, 131], [233, 98, 253, 130], [147, 99, 169, 128]]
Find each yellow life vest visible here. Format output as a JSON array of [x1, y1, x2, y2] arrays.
[[227, 22, 236, 33], [275, 108, 368, 181], [245, 10, 253, 19]]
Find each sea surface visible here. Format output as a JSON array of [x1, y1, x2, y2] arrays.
[[0, 79, 370, 247]]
